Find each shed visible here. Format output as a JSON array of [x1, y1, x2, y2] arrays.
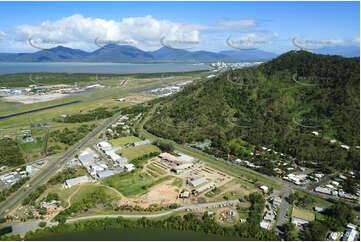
[[260, 185, 269, 193]]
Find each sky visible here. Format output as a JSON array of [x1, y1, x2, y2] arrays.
[[0, 1, 359, 54]]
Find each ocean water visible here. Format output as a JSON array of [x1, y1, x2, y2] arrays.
[[0, 62, 210, 74]]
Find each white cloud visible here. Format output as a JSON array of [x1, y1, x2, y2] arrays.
[[13, 14, 203, 51], [0, 31, 6, 40], [0, 14, 262, 52], [226, 32, 278, 49]]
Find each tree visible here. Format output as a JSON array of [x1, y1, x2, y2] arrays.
[[38, 221, 46, 228], [301, 221, 328, 241], [282, 222, 299, 241]]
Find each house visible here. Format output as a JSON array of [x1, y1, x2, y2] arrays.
[[342, 229, 357, 241], [260, 185, 269, 194], [65, 176, 90, 188], [341, 145, 350, 150], [314, 206, 325, 213], [315, 186, 332, 195], [26, 165, 32, 175], [291, 207, 315, 226], [264, 213, 273, 222], [78, 152, 97, 166], [346, 224, 358, 230], [260, 221, 271, 230], [272, 196, 282, 207], [315, 173, 324, 178], [188, 177, 206, 187], [23, 137, 36, 142], [96, 170, 115, 179], [124, 163, 135, 172], [328, 232, 339, 241], [235, 159, 242, 163], [207, 211, 215, 216], [326, 184, 335, 190]]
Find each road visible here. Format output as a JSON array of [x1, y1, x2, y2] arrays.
[[142, 124, 356, 205], [276, 190, 290, 234], [0, 111, 124, 218], [67, 200, 241, 222], [309, 172, 340, 191], [10, 200, 241, 236], [89, 144, 115, 169]]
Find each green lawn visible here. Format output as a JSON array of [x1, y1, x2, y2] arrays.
[[109, 136, 141, 147], [70, 184, 119, 204], [120, 144, 161, 161], [102, 171, 172, 197], [19, 137, 44, 153], [295, 189, 334, 208]]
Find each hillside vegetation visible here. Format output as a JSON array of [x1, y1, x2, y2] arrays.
[[145, 51, 360, 171]]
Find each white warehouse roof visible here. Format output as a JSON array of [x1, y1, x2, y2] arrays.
[[65, 176, 90, 188], [189, 177, 206, 187]]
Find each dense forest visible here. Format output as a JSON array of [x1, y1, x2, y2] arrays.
[[145, 51, 360, 172], [0, 138, 25, 167]]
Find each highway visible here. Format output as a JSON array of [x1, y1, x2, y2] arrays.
[[0, 111, 124, 218], [141, 121, 356, 206], [0, 78, 187, 217]]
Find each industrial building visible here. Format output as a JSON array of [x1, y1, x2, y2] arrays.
[[133, 139, 151, 146], [96, 170, 115, 179], [78, 152, 97, 166], [192, 182, 215, 195], [188, 177, 206, 187], [124, 163, 135, 172], [98, 141, 113, 151], [65, 176, 90, 188]]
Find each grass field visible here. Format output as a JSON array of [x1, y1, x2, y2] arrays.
[[109, 136, 141, 147], [147, 164, 166, 175], [19, 137, 44, 153], [70, 184, 119, 204], [102, 171, 172, 197], [120, 144, 161, 160], [171, 178, 183, 188], [292, 207, 315, 221]]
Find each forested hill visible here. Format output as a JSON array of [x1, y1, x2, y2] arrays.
[[145, 51, 360, 171]]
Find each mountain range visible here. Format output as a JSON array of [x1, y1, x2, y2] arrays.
[[0, 44, 358, 63], [0, 45, 276, 63], [145, 50, 360, 172]]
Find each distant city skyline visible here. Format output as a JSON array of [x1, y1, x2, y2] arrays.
[[0, 1, 359, 54]]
